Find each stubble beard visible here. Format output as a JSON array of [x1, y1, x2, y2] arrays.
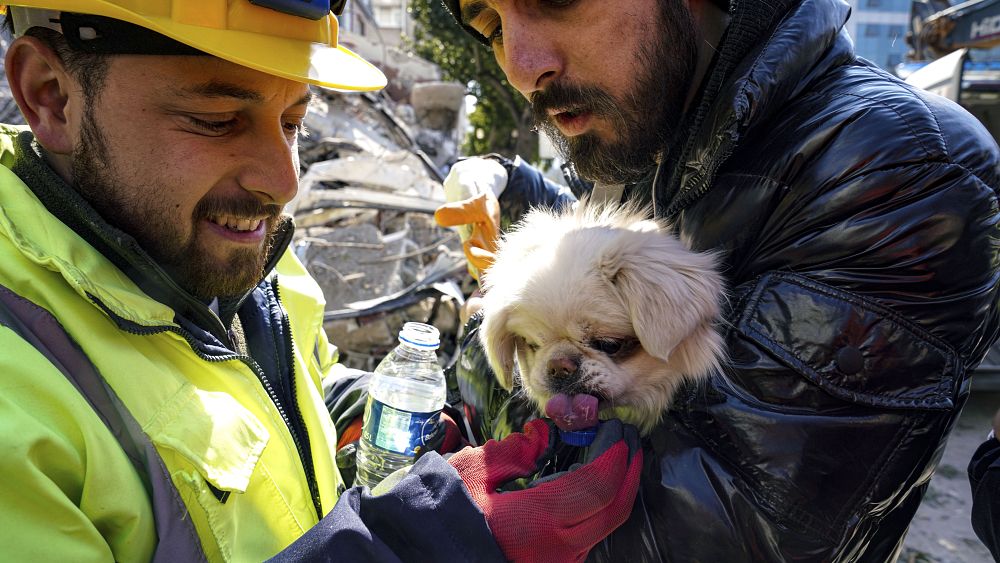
[[71, 107, 281, 300], [532, 0, 698, 185]]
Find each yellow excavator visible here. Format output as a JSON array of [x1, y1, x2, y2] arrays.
[[908, 0, 1000, 61], [903, 0, 1000, 144]]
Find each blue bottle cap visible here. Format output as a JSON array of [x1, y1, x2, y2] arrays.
[[398, 322, 440, 349], [559, 426, 597, 447]]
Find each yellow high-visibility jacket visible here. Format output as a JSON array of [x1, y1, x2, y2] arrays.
[[0, 125, 345, 562]]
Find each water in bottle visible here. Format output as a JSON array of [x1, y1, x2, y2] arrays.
[[355, 322, 447, 488]]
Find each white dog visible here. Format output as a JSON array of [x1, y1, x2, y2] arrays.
[[478, 203, 726, 434]]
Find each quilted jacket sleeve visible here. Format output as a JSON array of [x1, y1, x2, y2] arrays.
[[269, 453, 506, 563], [627, 89, 1000, 560]]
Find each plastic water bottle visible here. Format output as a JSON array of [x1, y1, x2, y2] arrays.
[[355, 322, 447, 488]]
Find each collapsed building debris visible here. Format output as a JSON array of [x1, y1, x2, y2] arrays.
[[292, 58, 472, 371]]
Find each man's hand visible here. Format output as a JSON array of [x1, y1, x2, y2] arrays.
[[435, 158, 507, 280], [448, 419, 643, 563]]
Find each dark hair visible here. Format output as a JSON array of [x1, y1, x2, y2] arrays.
[[3, 12, 110, 100]]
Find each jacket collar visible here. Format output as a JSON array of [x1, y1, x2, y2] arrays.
[[653, 0, 853, 218], [4, 129, 294, 340]]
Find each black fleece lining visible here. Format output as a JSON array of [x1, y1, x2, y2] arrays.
[[656, 0, 801, 217]]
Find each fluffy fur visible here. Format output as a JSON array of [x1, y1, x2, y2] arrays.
[[478, 203, 726, 434]]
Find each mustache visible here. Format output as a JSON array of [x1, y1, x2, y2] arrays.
[[531, 81, 621, 126], [194, 195, 283, 221]]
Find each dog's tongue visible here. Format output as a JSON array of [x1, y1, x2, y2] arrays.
[[545, 393, 599, 431]]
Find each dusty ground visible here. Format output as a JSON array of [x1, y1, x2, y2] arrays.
[[899, 389, 998, 563]]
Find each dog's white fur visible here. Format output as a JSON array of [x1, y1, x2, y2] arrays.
[[478, 203, 726, 434]]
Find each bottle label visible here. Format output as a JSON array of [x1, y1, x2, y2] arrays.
[[361, 397, 441, 457]]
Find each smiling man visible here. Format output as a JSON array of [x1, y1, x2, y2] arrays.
[[0, 1, 643, 562], [437, 0, 1000, 561]]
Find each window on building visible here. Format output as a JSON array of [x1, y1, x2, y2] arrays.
[[375, 5, 403, 28]]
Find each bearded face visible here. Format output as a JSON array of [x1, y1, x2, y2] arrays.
[[72, 108, 283, 299], [65, 55, 308, 300], [530, 0, 698, 185]]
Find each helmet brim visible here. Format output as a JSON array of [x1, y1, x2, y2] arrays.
[[137, 17, 388, 91], [6, 1, 387, 91]]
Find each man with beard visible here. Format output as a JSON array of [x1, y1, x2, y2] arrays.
[[0, 1, 643, 561], [436, 0, 1000, 561]]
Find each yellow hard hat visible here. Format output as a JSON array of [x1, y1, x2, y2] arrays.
[[2, 0, 387, 91]]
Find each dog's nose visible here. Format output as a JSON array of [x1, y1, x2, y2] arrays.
[[547, 356, 580, 379]]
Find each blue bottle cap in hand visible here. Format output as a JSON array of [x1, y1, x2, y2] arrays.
[[559, 426, 598, 447]]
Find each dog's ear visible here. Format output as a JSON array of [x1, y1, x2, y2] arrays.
[[600, 232, 723, 365], [478, 304, 518, 390]]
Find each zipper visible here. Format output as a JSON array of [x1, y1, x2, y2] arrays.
[[90, 291, 324, 520], [272, 278, 323, 519], [662, 122, 740, 219]]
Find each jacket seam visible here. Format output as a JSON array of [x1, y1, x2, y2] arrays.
[[835, 413, 922, 541], [265, 282, 285, 395], [836, 90, 937, 160], [675, 406, 840, 539], [897, 63, 949, 160], [260, 460, 308, 534], [669, 5, 789, 216]]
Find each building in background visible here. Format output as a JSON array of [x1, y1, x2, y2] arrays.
[[339, 0, 371, 37], [372, 0, 414, 48], [845, 0, 911, 71], [340, 0, 413, 49]]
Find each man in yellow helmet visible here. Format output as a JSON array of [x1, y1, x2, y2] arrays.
[[0, 2, 642, 561]]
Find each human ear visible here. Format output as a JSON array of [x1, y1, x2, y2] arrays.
[[5, 36, 75, 155]]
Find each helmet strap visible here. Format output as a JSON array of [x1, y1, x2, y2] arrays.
[[11, 8, 207, 56], [59, 13, 206, 56]]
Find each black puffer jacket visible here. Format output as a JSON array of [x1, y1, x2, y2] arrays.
[[455, 0, 1000, 560]]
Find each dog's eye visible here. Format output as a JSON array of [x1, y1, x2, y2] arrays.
[[591, 339, 624, 355], [590, 338, 639, 357]]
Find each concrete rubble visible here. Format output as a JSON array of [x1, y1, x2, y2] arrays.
[[291, 35, 471, 371]]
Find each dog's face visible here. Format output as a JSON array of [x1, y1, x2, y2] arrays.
[[478, 204, 724, 434]]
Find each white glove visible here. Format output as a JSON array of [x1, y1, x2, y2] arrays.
[[442, 158, 508, 241]]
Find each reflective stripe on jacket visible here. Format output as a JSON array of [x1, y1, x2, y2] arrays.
[[0, 125, 345, 562], [0, 282, 206, 562]]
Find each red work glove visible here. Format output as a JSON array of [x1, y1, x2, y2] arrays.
[[418, 410, 466, 456], [448, 419, 643, 563]]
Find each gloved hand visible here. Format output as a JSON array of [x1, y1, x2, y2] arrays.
[[448, 418, 643, 563], [435, 157, 507, 280], [417, 410, 466, 457]]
